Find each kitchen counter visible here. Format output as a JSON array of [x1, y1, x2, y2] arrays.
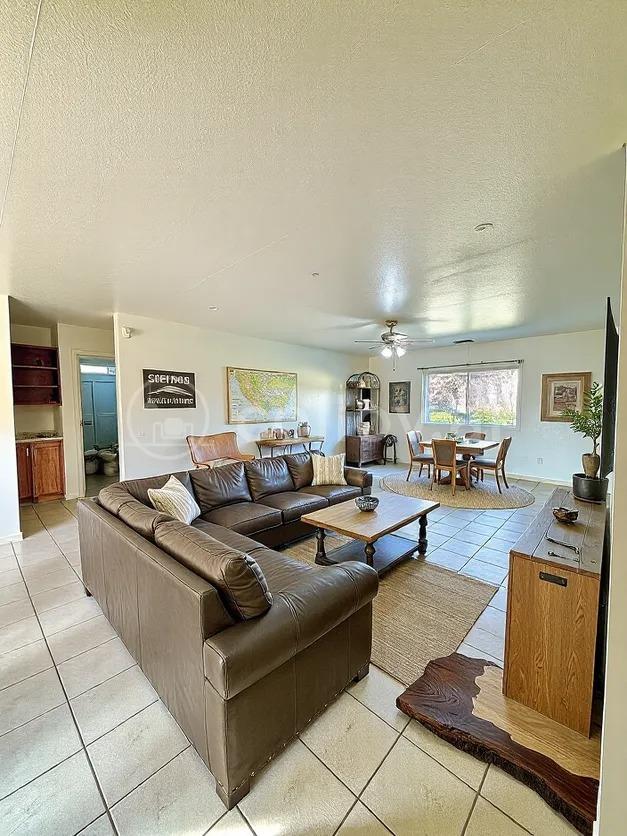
[[16, 436, 64, 443]]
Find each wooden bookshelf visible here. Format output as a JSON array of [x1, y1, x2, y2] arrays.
[[11, 343, 62, 405]]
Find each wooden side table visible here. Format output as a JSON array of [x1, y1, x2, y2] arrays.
[[256, 436, 325, 457]]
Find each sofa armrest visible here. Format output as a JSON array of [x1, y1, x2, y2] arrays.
[[203, 562, 378, 699], [344, 467, 373, 491]]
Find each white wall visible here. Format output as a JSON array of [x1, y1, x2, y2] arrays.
[[113, 312, 360, 480], [10, 323, 62, 436], [0, 296, 21, 543], [57, 323, 115, 499], [370, 330, 604, 484]]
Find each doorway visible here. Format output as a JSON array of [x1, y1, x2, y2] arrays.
[[79, 356, 119, 496]]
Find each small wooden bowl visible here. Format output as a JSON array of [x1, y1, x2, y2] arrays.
[[552, 507, 578, 524]]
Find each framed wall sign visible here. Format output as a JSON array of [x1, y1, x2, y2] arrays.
[[143, 369, 196, 409], [227, 367, 297, 423], [389, 381, 411, 414], [541, 372, 591, 422]]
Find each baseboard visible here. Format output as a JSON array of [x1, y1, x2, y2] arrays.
[[507, 472, 571, 487], [0, 531, 24, 545]]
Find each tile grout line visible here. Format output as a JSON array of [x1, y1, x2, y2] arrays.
[[460, 762, 488, 835], [13, 506, 120, 836]]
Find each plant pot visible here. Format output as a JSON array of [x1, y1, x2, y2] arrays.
[[582, 453, 600, 479], [572, 473, 608, 504]]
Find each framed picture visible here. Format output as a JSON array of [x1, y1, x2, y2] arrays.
[[541, 372, 591, 422], [389, 381, 411, 414], [226, 367, 297, 424]]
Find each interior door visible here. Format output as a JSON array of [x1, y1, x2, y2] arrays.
[[93, 380, 117, 447], [81, 381, 96, 450]]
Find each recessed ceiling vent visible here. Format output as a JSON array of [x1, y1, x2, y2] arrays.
[[454, 338, 475, 344]]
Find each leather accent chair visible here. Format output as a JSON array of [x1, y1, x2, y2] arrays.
[[187, 432, 255, 468], [79, 453, 377, 809], [431, 438, 470, 495], [406, 430, 434, 481], [470, 436, 513, 493]]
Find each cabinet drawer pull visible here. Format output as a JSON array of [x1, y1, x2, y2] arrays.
[[539, 571, 567, 587]]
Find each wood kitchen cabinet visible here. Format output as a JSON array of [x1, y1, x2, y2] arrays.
[[16, 439, 65, 503]]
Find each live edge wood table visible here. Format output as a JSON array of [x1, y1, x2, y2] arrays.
[[301, 493, 439, 577]]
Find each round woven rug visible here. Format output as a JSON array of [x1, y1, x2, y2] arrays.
[[381, 474, 535, 509]]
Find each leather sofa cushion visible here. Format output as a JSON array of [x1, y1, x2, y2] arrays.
[[155, 521, 272, 620], [299, 485, 361, 505], [244, 457, 294, 500], [201, 502, 282, 535], [191, 518, 313, 593], [259, 491, 328, 523], [344, 467, 373, 491], [99, 483, 136, 515], [191, 519, 266, 556], [117, 500, 173, 542], [190, 462, 252, 512], [253, 548, 314, 593], [122, 471, 193, 506], [284, 453, 313, 489], [203, 561, 379, 698]]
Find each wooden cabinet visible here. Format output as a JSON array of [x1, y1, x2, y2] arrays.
[[503, 488, 603, 736], [16, 440, 65, 503], [16, 443, 32, 502], [346, 434, 385, 467]]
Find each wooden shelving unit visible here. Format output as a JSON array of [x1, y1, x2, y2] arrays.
[[345, 372, 384, 466], [11, 343, 62, 405]]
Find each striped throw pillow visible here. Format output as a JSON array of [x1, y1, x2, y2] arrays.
[[148, 476, 201, 524], [311, 453, 347, 486]]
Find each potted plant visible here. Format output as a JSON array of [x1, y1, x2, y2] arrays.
[[562, 381, 607, 503]]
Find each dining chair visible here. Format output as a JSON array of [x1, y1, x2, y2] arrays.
[[406, 430, 434, 480], [470, 436, 512, 493], [464, 431, 486, 480], [431, 439, 470, 496]]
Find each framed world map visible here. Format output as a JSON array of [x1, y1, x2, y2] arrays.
[[226, 367, 298, 424]]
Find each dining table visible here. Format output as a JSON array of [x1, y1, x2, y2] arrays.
[[421, 437, 500, 487]]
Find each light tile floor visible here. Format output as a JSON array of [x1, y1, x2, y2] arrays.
[[0, 474, 578, 835]]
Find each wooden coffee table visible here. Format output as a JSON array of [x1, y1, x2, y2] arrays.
[[301, 493, 440, 577]]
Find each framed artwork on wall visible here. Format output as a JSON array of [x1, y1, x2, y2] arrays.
[[226, 366, 297, 423], [389, 381, 411, 414], [541, 372, 591, 422]]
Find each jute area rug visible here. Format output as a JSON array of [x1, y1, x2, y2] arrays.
[[285, 533, 496, 686], [381, 474, 535, 510]]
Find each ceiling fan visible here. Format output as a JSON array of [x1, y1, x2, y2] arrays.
[[354, 320, 434, 363]]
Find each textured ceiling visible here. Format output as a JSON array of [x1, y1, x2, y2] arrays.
[[0, 0, 626, 352]]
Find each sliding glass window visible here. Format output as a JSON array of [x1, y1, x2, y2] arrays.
[[423, 363, 520, 426]]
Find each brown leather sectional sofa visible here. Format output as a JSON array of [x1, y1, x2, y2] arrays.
[[78, 453, 378, 808]]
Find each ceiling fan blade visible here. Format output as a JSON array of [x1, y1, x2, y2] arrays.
[[354, 339, 384, 344]]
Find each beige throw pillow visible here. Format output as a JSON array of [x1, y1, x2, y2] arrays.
[[148, 475, 201, 524], [311, 453, 347, 486]]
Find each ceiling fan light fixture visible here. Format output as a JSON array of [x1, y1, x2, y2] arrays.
[[381, 345, 393, 358], [395, 345, 406, 358]]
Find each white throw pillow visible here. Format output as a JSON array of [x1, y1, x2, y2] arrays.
[[148, 476, 201, 524], [311, 453, 347, 486]]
